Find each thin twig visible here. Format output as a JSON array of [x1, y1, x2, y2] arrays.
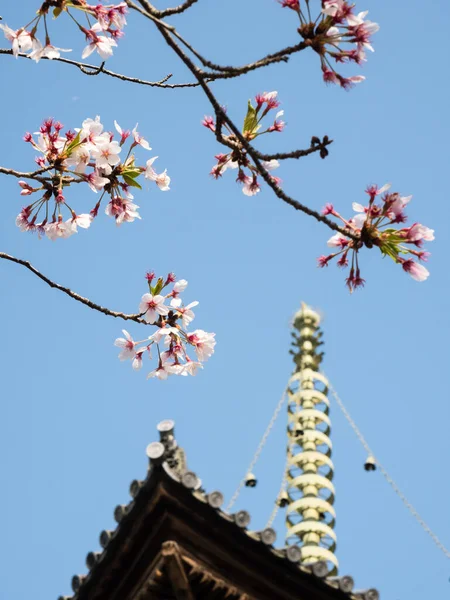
[[152, 23, 358, 239], [131, 0, 306, 79], [157, 0, 200, 18], [0, 165, 54, 179], [131, 0, 201, 19], [0, 252, 146, 323], [183, 39, 306, 77], [0, 48, 198, 89], [254, 139, 333, 161]]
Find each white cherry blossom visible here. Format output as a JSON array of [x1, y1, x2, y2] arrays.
[[114, 330, 136, 361], [132, 125, 151, 150], [187, 330, 216, 362], [91, 140, 121, 175], [82, 23, 117, 60], [29, 41, 71, 62], [139, 294, 169, 324]]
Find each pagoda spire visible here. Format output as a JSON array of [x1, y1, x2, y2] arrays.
[[286, 303, 338, 575]]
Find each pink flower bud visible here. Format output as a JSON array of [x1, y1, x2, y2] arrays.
[[202, 116, 215, 132], [279, 0, 300, 9], [337, 252, 349, 268], [90, 203, 100, 218], [321, 203, 334, 215], [317, 255, 332, 268]]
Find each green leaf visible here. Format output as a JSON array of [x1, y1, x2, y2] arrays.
[[151, 277, 164, 296], [65, 131, 82, 156], [243, 100, 258, 136], [122, 173, 142, 189], [379, 242, 399, 261], [123, 167, 141, 179]]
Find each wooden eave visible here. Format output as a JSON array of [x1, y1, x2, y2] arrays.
[[74, 464, 349, 600]]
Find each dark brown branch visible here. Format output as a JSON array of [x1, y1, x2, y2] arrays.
[[132, 0, 199, 18], [0, 165, 54, 180], [254, 138, 333, 161], [157, 0, 200, 17], [145, 21, 357, 239], [0, 252, 146, 323], [0, 48, 199, 89], [131, 0, 306, 79], [190, 41, 306, 77], [170, 28, 293, 75]]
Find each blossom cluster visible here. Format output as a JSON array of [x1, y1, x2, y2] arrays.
[[114, 273, 216, 380], [279, 0, 379, 89], [16, 116, 170, 240], [0, 1, 127, 63], [318, 184, 434, 291], [203, 91, 284, 196]]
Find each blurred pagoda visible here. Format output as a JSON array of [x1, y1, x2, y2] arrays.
[[286, 303, 338, 574], [58, 304, 379, 600]]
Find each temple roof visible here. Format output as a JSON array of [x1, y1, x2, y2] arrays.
[[58, 421, 379, 600]]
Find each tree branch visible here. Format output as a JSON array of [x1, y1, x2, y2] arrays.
[[131, 1, 306, 79], [254, 138, 333, 161], [0, 252, 146, 323], [157, 0, 200, 18], [147, 21, 358, 240], [130, 0, 201, 19], [0, 48, 199, 89], [0, 165, 54, 180]]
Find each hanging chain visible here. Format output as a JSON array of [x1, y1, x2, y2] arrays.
[[324, 374, 450, 561], [265, 448, 290, 528], [226, 389, 288, 512]]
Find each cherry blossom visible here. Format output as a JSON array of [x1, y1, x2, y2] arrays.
[[0, 24, 33, 57], [318, 184, 434, 291], [91, 139, 122, 175], [144, 157, 171, 191], [15, 116, 170, 239], [279, 0, 300, 11], [139, 294, 169, 324], [401, 259, 429, 282], [147, 363, 179, 380], [132, 125, 152, 151], [105, 197, 141, 225], [44, 218, 74, 241], [204, 91, 285, 195], [171, 298, 199, 329], [1, 3, 128, 61], [81, 23, 116, 59], [180, 359, 203, 376], [70, 214, 93, 231], [132, 348, 147, 370], [114, 330, 136, 361], [154, 170, 171, 191], [114, 273, 215, 382], [29, 41, 71, 62], [279, 1, 379, 88], [114, 121, 131, 144], [186, 330, 217, 362], [242, 175, 261, 197], [150, 326, 180, 344]]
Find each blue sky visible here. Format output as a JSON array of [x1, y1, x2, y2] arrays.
[[0, 1, 449, 599]]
